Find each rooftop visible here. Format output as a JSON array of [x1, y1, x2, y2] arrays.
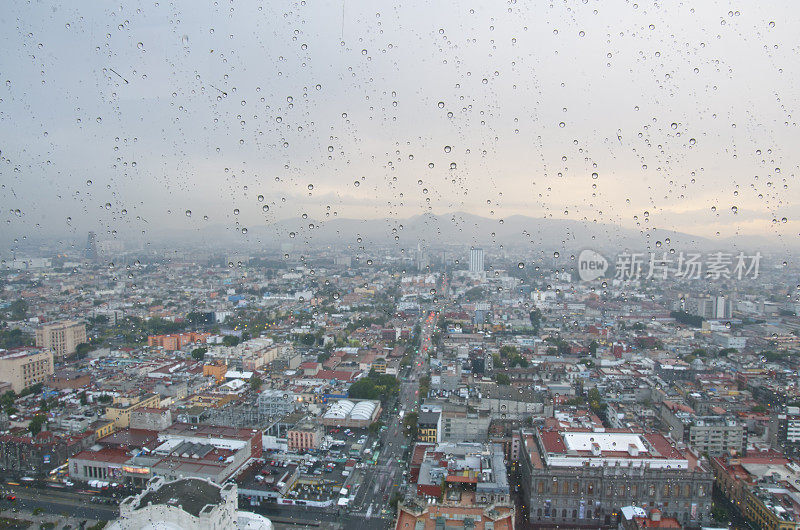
[[137, 477, 222, 517]]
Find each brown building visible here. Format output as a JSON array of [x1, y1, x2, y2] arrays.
[[35, 321, 86, 358], [287, 418, 324, 452], [48, 370, 90, 390], [0, 348, 54, 393], [147, 332, 211, 351]]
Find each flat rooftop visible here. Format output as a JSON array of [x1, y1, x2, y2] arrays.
[[138, 478, 221, 517]]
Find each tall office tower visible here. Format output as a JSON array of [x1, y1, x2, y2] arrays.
[[469, 248, 484, 273], [85, 231, 98, 261]]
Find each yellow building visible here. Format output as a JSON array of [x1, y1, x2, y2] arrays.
[[744, 485, 798, 530], [418, 410, 441, 443], [371, 358, 388, 374], [0, 349, 54, 393], [35, 321, 86, 359], [105, 393, 160, 429], [90, 419, 116, 439]]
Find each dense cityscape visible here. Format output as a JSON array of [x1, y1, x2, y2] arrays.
[[0, 235, 797, 530], [2, 1, 799, 529]]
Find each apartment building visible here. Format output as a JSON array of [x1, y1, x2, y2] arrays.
[[660, 401, 746, 457], [105, 393, 161, 429], [0, 348, 54, 393], [35, 321, 86, 358]]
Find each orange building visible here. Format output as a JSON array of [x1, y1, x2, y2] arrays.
[[148, 332, 211, 351], [203, 362, 228, 383]]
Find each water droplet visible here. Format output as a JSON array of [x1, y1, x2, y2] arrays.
[[262, 205, 269, 212], [591, 172, 598, 179], [308, 184, 314, 191], [518, 262, 525, 269], [137, 42, 144, 50], [354, 181, 360, 187], [689, 138, 696, 146], [437, 101, 445, 108], [234, 208, 240, 215], [553, 251, 560, 258], [444, 146, 451, 153], [258, 195, 264, 202], [185, 210, 191, 217]]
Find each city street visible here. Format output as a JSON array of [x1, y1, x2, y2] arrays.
[[345, 310, 436, 527], [2, 484, 119, 522]]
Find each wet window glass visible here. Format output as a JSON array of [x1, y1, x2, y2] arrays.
[[0, 1, 797, 528]]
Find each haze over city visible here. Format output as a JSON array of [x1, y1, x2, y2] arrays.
[[1, 0, 799, 251], [1, 3, 800, 530]]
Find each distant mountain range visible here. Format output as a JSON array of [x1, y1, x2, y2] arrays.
[[176, 212, 781, 254]]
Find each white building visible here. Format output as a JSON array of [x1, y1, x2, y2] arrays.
[[110, 477, 272, 530], [469, 248, 485, 273]]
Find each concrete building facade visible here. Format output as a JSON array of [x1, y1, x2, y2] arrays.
[[35, 321, 86, 358], [0, 348, 54, 393]]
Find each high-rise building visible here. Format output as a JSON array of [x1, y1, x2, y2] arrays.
[[85, 231, 98, 261], [35, 320, 87, 359], [469, 248, 484, 273], [0, 349, 54, 393]]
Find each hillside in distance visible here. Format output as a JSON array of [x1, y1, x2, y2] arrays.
[[184, 212, 775, 254]]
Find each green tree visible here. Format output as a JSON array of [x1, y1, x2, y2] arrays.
[[191, 347, 207, 360], [250, 376, 263, 391], [348, 378, 380, 400], [670, 310, 704, 328], [588, 340, 598, 355], [529, 308, 542, 334], [368, 420, 384, 434], [28, 414, 46, 436], [8, 300, 28, 321], [495, 373, 511, 385], [222, 335, 240, 347], [0, 327, 33, 349], [403, 411, 418, 438]]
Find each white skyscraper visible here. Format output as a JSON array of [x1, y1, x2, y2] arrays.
[[469, 248, 485, 273]]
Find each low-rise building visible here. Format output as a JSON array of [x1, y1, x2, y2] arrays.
[[287, 418, 323, 452], [105, 393, 161, 429], [519, 427, 713, 527], [110, 476, 272, 530]]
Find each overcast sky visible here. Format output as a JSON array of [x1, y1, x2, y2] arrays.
[[1, 0, 798, 249]]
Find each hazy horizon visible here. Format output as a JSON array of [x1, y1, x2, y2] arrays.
[[2, 1, 799, 253]]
